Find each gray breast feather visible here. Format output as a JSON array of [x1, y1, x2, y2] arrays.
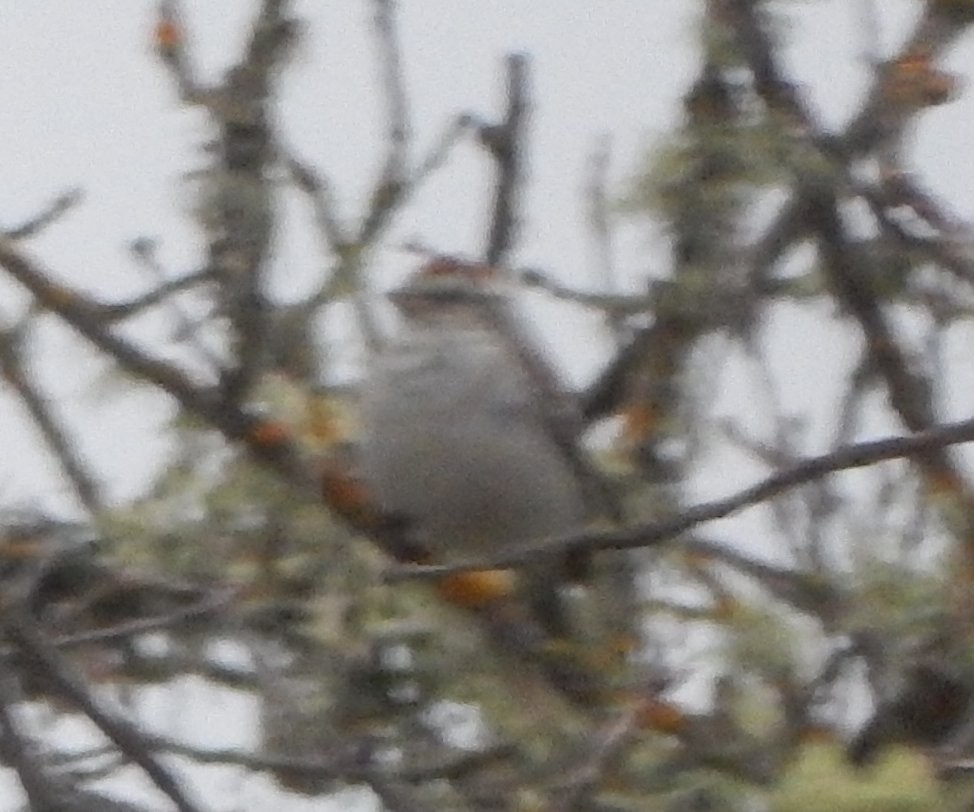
[[360, 328, 585, 556]]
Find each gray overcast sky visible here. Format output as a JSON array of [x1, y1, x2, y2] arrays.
[[2, 0, 942, 513], [5, 1, 970, 507], [5, 0, 974, 516], [3, 2, 974, 806], [1, 0, 696, 512]]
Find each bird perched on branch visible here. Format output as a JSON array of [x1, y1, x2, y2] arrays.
[[360, 256, 634, 644]]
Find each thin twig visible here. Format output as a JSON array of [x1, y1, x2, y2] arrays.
[[411, 113, 475, 186], [0, 321, 103, 516], [154, 0, 204, 104], [547, 703, 643, 811], [484, 53, 530, 266], [585, 134, 624, 346], [0, 657, 66, 810], [391, 412, 974, 578], [3, 610, 203, 812], [359, 0, 411, 245], [52, 584, 239, 650], [519, 265, 653, 315], [284, 151, 350, 255], [0, 237, 315, 490], [2, 188, 83, 240], [373, 0, 409, 168]]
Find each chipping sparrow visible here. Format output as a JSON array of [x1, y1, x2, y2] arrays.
[[360, 257, 607, 637]]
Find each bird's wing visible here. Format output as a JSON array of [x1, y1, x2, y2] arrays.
[[477, 293, 623, 524]]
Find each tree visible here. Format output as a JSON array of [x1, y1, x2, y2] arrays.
[[3, 0, 974, 809]]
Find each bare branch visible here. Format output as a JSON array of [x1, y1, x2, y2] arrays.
[[359, 0, 411, 246], [0, 238, 314, 489], [106, 248, 216, 323], [0, 658, 66, 811], [0, 321, 103, 516], [519, 265, 654, 315], [153, 0, 203, 104], [3, 610, 203, 812], [52, 584, 239, 650], [411, 112, 475, 186], [2, 188, 83, 240], [373, 0, 410, 167], [284, 151, 350, 256], [392, 412, 974, 577], [483, 53, 530, 266], [585, 134, 625, 348]]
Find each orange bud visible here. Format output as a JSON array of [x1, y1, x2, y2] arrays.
[[885, 51, 959, 107], [154, 19, 181, 52], [437, 570, 516, 608], [925, 466, 962, 496], [622, 401, 656, 445], [799, 723, 836, 744], [321, 467, 379, 528], [45, 284, 74, 310], [249, 420, 290, 447], [636, 697, 686, 734]]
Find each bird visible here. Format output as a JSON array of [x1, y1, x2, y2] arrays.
[[359, 256, 628, 642]]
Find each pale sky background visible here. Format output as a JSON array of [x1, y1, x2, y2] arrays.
[[3, 1, 974, 809]]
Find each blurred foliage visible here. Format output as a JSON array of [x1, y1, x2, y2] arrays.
[[771, 743, 941, 812], [7, 0, 974, 809]]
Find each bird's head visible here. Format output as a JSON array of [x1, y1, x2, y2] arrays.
[[389, 256, 509, 324]]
